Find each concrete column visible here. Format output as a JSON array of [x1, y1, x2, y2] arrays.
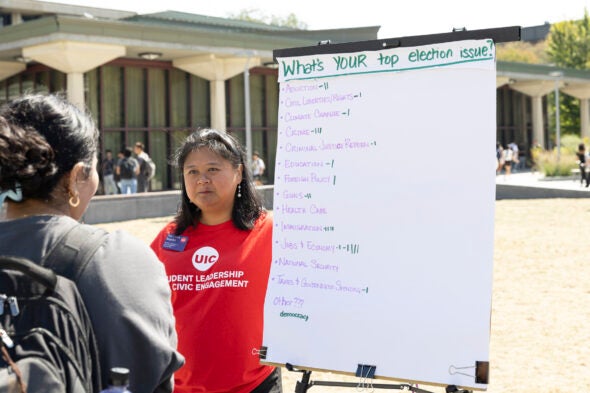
[[509, 80, 557, 149], [66, 72, 84, 109], [173, 54, 261, 130], [23, 41, 125, 109], [531, 96, 544, 148], [11, 13, 22, 25], [0, 61, 26, 81], [210, 80, 226, 131]]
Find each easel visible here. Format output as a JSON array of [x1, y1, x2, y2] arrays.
[[287, 363, 477, 393], [269, 25, 518, 393]]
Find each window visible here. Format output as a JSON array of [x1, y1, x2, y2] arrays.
[[0, 13, 11, 28], [0, 65, 65, 104], [226, 68, 279, 185], [88, 60, 210, 192]]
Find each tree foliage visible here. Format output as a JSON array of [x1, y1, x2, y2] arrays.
[[228, 8, 307, 29], [546, 10, 590, 69], [545, 10, 590, 135], [496, 41, 548, 64]]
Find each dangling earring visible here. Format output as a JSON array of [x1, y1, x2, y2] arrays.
[[237, 184, 242, 198], [69, 192, 80, 207]]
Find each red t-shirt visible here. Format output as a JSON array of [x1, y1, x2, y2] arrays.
[[151, 213, 274, 393]]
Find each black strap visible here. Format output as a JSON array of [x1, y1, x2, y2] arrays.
[[42, 224, 108, 282], [0, 255, 58, 290]]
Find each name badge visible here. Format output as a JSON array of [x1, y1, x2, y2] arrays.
[[163, 234, 189, 251]]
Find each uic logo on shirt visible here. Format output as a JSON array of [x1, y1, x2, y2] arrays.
[[192, 246, 219, 271]]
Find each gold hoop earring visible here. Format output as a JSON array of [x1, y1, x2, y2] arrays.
[[69, 193, 80, 208]]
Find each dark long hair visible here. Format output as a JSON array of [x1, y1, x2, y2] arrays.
[[0, 93, 98, 202], [172, 128, 264, 234]]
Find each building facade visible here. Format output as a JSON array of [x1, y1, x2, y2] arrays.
[[2, 1, 590, 190]]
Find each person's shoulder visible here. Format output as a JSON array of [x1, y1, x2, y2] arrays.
[[45, 216, 87, 236], [151, 220, 179, 243], [157, 221, 178, 236], [85, 225, 139, 250], [255, 210, 273, 230], [15, 215, 78, 237], [94, 228, 162, 270]]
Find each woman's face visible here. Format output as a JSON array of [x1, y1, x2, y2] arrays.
[[183, 148, 243, 224]]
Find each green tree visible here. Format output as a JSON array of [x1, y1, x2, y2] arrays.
[[546, 10, 590, 69], [496, 41, 548, 64], [228, 8, 307, 29], [546, 10, 590, 136]]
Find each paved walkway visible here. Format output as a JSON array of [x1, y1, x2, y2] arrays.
[[496, 169, 590, 198], [496, 169, 583, 189]]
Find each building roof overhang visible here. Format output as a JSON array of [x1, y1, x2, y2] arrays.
[[0, 13, 380, 65], [0, 0, 135, 19], [4, 5, 590, 99], [497, 61, 590, 83], [497, 61, 590, 98]]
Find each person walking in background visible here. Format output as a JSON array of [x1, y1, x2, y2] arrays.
[[101, 149, 118, 195], [114, 149, 124, 193], [116, 147, 139, 194], [509, 142, 520, 172], [502, 144, 514, 178], [496, 142, 504, 175], [251, 150, 266, 185], [134, 142, 154, 193], [0, 93, 184, 392], [576, 143, 589, 187], [151, 129, 281, 393]]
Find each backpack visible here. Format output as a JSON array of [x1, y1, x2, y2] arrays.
[[119, 158, 135, 179], [0, 225, 106, 393], [141, 156, 156, 180]]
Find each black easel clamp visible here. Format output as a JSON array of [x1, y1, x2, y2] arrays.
[[356, 364, 376, 378], [448, 361, 489, 385], [252, 346, 267, 359], [446, 385, 472, 393]]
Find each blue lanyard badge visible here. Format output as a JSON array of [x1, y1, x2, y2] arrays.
[[163, 234, 189, 251]]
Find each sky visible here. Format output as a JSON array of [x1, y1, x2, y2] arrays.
[[46, 0, 590, 39]]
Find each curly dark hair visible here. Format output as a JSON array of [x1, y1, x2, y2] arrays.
[[0, 94, 98, 202], [172, 128, 264, 234]]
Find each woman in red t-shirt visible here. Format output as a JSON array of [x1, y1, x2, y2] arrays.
[[151, 128, 281, 393]]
